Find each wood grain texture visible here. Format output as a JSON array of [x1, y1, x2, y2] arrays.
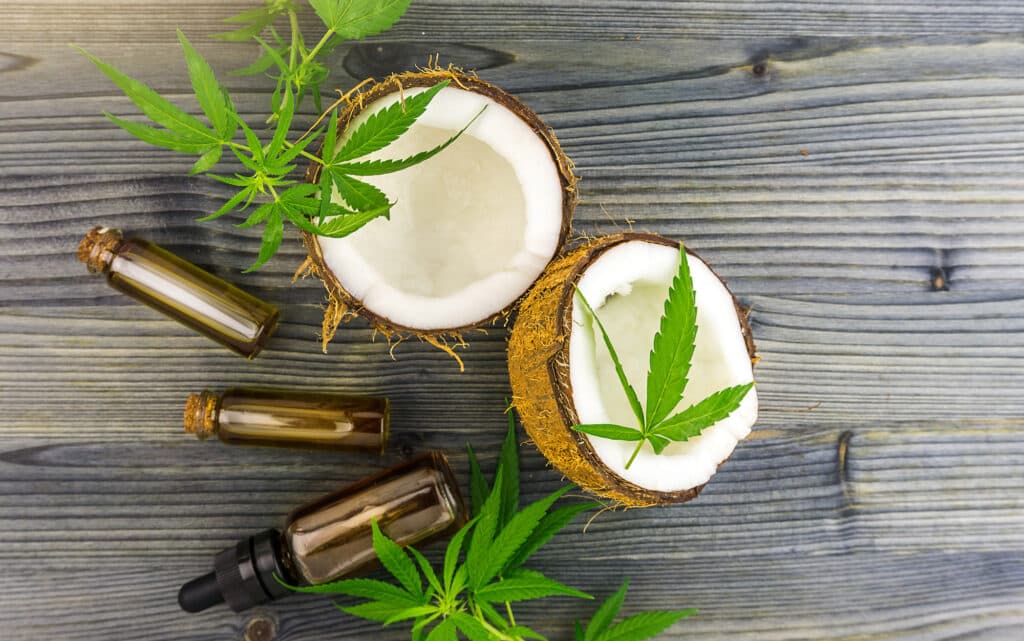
[[7, 1, 1024, 43], [2, 1, 1024, 640]]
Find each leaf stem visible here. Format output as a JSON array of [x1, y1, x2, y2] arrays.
[[305, 28, 335, 63], [574, 287, 646, 430], [625, 440, 645, 469], [226, 129, 322, 165], [504, 601, 516, 626], [287, 10, 299, 71], [281, 139, 323, 164], [471, 603, 517, 641]]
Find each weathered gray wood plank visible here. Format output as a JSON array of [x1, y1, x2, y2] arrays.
[[8, 1, 1024, 44], [4, 293, 1024, 429], [7, 39, 1024, 165], [3, 551, 1023, 641], [1, 425, 1023, 640], [1, 426, 1022, 557]]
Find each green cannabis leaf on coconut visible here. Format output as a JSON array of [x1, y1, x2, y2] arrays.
[[73, 0, 478, 272], [282, 408, 694, 640], [573, 246, 754, 469]]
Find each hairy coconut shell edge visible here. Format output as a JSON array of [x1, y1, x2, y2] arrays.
[[508, 232, 758, 507], [300, 67, 578, 365]]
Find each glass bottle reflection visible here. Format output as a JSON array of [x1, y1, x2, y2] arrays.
[[283, 452, 464, 584], [185, 388, 388, 454], [78, 226, 278, 358]]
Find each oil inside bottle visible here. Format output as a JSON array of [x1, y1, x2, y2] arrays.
[[186, 388, 388, 453], [283, 452, 464, 584], [79, 227, 278, 358]]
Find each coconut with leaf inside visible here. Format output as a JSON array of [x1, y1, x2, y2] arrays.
[[302, 68, 576, 365], [508, 232, 758, 506]]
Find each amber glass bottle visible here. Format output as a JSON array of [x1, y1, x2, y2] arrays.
[[184, 388, 388, 454], [177, 452, 466, 613], [78, 226, 279, 358], [283, 451, 462, 584]]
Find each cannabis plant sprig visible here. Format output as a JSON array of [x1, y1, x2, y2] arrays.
[[75, 0, 474, 271], [283, 407, 694, 640], [573, 246, 754, 469], [220, 0, 412, 114], [574, 580, 696, 641]]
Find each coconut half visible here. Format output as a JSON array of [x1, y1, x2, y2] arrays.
[[508, 232, 757, 506], [302, 68, 576, 363]]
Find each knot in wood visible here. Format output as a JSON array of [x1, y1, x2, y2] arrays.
[[244, 614, 277, 641]]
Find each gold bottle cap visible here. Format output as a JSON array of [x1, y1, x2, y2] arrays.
[[184, 390, 219, 439], [77, 226, 123, 273]]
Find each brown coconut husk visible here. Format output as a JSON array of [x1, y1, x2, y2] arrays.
[[508, 232, 757, 507], [301, 63, 578, 369]]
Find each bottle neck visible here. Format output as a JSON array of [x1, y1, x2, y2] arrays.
[[184, 390, 220, 439], [77, 226, 123, 274]]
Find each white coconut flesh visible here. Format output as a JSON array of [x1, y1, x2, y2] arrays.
[[317, 86, 565, 331], [568, 240, 758, 493]]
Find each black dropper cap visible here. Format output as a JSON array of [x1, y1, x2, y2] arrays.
[[178, 529, 293, 613]]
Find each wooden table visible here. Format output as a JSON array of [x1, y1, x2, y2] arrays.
[[3, 2, 1024, 640]]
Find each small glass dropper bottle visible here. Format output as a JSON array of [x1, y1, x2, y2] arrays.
[[178, 452, 466, 613], [78, 226, 279, 358], [185, 388, 389, 454]]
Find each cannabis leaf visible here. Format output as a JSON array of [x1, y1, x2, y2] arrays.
[[648, 383, 753, 452], [574, 291, 644, 430], [466, 441, 489, 516], [575, 580, 695, 641], [281, 408, 584, 640], [333, 81, 448, 162], [308, 0, 413, 39], [76, 1, 478, 271], [644, 242, 698, 428], [573, 246, 754, 469], [474, 569, 590, 603], [497, 404, 521, 527], [250, 205, 284, 273], [329, 106, 485, 177], [331, 173, 389, 214], [216, 1, 295, 42], [282, 406, 694, 641], [73, 46, 226, 158], [100, 115, 211, 154], [177, 30, 237, 142]]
